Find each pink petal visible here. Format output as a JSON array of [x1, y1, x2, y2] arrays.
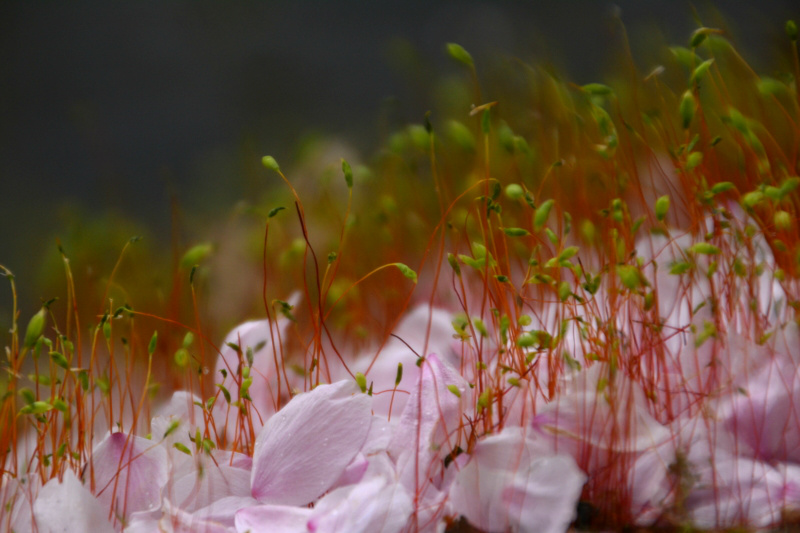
[[532, 367, 671, 454], [234, 504, 312, 533], [88, 431, 168, 518], [687, 452, 788, 529], [250, 380, 372, 505], [388, 354, 469, 492], [723, 354, 800, 462], [169, 462, 251, 513], [329, 452, 368, 491], [191, 496, 258, 527], [1, 478, 35, 533], [308, 477, 413, 533], [161, 498, 236, 533], [33, 469, 115, 533], [501, 455, 586, 533], [449, 428, 585, 533], [362, 415, 393, 455], [153, 390, 205, 429], [359, 305, 458, 417], [214, 296, 300, 441]]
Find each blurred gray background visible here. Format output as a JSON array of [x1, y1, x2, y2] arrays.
[[1, 0, 797, 310]]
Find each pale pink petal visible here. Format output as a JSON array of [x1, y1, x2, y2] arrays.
[[214, 294, 301, 441], [686, 452, 788, 529], [448, 428, 537, 529], [234, 504, 312, 533], [125, 498, 253, 533], [449, 428, 585, 533], [388, 354, 469, 492], [88, 432, 168, 518], [153, 390, 205, 429], [169, 462, 251, 513], [214, 450, 253, 470], [33, 469, 115, 533], [123, 509, 162, 533], [722, 353, 800, 463], [329, 452, 368, 490], [123, 514, 159, 533], [532, 367, 672, 454], [1, 477, 35, 533], [362, 415, 393, 455], [359, 305, 458, 417], [160, 498, 236, 533], [501, 455, 586, 533], [449, 449, 514, 530], [627, 440, 675, 525], [150, 391, 205, 473], [308, 476, 413, 533], [191, 496, 258, 527], [250, 380, 372, 505]]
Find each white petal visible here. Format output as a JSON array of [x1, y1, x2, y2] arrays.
[[250, 380, 372, 505]]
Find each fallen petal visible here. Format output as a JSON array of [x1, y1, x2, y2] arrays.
[[250, 380, 372, 505], [34, 469, 115, 533], [88, 432, 168, 519]]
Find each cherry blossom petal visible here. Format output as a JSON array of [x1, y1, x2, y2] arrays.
[[721, 348, 800, 463], [33, 469, 115, 533], [234, 504, 312, 533], [250, 380, 372, 505], [191, 496, 259, 528], [449, 428, 585, 533], [501, 455, 586, 533], [160, 498, 237, 533], [1, 477, 35, 533], [686, 452, 789, 529], [213, 294, 301, 441], [307, 476, 413, 533], [88, 432, 168, 518], [362, 415, 393, 455], [169, 462, 251, 513], [531, 366, 672, 454], [388, 354, 469, 492], [329, 452, 368, 491], [359, 305, 458, 417]]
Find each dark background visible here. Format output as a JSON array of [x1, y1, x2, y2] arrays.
[[1, 1, 797, 315]]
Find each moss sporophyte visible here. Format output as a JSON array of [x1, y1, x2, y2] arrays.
[[3, 16, 800, 533]]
